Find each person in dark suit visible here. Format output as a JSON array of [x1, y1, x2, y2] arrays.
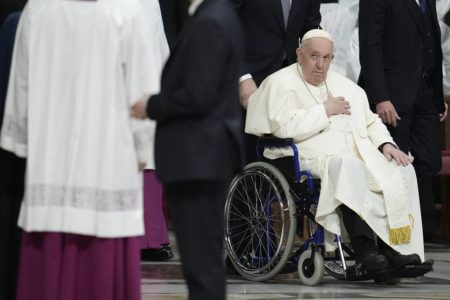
[[158, 0, 189, 48], [231, 0, 321, 163], [0, 11, 25, 300], [359, 0, 448, 239], [233, 0, 321, 107], [132, 0, 244, 299]]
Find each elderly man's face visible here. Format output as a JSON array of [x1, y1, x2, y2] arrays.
[[296, 38, 334, 86]]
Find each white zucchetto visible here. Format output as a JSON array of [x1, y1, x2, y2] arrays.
[[299, 29, 334, 45]]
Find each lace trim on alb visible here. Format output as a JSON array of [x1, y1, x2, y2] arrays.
[[133, 126, 151, 150], [24, 184, 140, 212]]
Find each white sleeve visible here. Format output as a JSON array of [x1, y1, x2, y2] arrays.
[[122, 1, 169, 107], [264, 80, 330, 140], [440, 20, 450, 95], [246, 76, 330, 140], [272, 100, 330, 141], [122, 2, 169, 168]]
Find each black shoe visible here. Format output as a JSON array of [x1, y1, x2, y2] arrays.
[[356, 250, 388, 272], [352, 236, 388, 272], [141, 247, 173, 262], [380, 248, 421, 271], [160, 244, 174, 259]]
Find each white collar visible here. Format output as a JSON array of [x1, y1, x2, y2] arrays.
[[188, 0, 205, 15]]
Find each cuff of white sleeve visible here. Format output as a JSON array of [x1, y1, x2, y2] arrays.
[[239, 74, 253, 83]]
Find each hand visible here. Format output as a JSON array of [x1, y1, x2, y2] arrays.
[[376, 100, 401, 127], [138, 162, 146, 172], [239, 78, 257, 109], [323, 95, 351, 117], [382, 143, 411, 166], [131, 99, 149, 119], [439, 102, 448, 122]]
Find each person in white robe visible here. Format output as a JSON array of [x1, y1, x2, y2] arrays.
[[246, 29, 425, 275], [319, 1, 356, 77], [339, 0, 359, 17], [346, 27, 360, 83], [0, 0, 165, 299]]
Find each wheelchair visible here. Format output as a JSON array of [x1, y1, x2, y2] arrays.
[[223, 137, 433, 285]]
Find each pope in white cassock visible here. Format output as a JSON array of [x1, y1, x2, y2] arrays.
[[246, 29, 426, 276], [0, 0, 168, 299]]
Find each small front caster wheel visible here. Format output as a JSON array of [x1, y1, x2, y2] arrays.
[[298, 249, 324, 286]]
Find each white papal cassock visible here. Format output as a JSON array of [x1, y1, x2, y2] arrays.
[[0, 0, 168, 238], [246, 64, 425, 260]]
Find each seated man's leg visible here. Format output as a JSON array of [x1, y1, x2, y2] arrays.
[[340, 205, 423, 277], [340, 205, 387, 271]]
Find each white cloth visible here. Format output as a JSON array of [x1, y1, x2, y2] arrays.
[[246, 64, 424, 260], [189, 0, 205, 15], [0, 0, 166, 238], [440, 20, 450, 95], [140, 0, 170, 169], [346, 28, 360, 83], [437, 0, 450, 21], [339, 0, 359, 19], [319, 3, 356, 77]]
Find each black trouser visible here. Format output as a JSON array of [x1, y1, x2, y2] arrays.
[[340, 205, 376, 258], [386, 81, 441, 235], [165, 180, 229, 300], [0, 149, 26, 300]]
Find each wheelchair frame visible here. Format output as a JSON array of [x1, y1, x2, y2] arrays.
[[224, 137, 352, 285], [224, 136, 433, 285]]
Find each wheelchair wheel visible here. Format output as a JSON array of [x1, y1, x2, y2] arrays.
[[224, 162, 297, 281], [298, 249, 324, 286]]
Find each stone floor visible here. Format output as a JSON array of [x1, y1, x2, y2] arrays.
[[140, 238, 450, 300]]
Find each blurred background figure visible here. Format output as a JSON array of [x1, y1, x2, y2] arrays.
[[138, 0, 174, 263], [131, 0, 245, 298], [0, 0, 162, 299], [0, 2, 26, 299], [158, 0, 189, 49], [319, 0, 356, 77], [339, 0, 358, 17], [346, 27, 360, 83], [359, 0, 448, 241]]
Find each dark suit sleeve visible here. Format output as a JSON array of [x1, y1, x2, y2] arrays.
[[304, 0, 321, 32], [229, 0, 243, 11], [0, 13, 21, 132], [147, 20, 230, 121], [359, 0, 390, 104], [228, 0, 248, 77]]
